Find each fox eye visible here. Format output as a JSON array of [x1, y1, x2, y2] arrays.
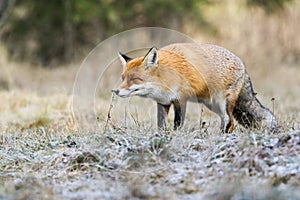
[[130, 77, 143, 82]]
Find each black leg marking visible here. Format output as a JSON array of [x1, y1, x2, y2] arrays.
[[174, 106, 182, 130], [173, 100, 185, 130]]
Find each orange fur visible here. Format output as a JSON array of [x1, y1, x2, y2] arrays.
[[158, 50, 210, 99]]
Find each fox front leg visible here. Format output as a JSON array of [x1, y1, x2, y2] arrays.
[[157, 103, 170, 130], [173, 100, 187, 130]]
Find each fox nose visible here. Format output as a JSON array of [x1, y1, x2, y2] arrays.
[[112, 89, 119, 95]]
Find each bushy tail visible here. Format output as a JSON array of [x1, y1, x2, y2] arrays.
[[233, 73, 277, 131]]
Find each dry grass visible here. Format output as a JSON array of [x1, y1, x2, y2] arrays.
[[1, 108, 300, 199], [1, 0, 300, 199]]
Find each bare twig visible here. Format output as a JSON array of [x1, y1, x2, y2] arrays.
[[271, 97, 275, 116], [104, 92, 116, 131]]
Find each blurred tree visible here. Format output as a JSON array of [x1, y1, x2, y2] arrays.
[[0, 0, 15, 28], [0, 0, 210, 66], [0, 0, 294, 66], [247, 0, 293, 14]]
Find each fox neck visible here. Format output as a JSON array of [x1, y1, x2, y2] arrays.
[[149, 66, 190, 105]]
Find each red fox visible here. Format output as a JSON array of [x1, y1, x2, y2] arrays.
[[112, 43, 277, 133]]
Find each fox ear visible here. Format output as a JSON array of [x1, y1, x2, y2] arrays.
[[118, 52, 132, 69], [144, 47, 158, 69]]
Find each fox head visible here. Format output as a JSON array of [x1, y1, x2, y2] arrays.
[[112, 47, 180, 104], [112, 47, 159, 97]]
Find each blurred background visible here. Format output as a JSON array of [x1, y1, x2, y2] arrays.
[[0, 0, 299, 126]]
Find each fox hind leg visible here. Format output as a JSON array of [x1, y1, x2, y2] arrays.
[[210, 94, 237, 133], [209, 96, 228, 133], [224, 100, 235, 133], [224, 93, 239, 133]]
